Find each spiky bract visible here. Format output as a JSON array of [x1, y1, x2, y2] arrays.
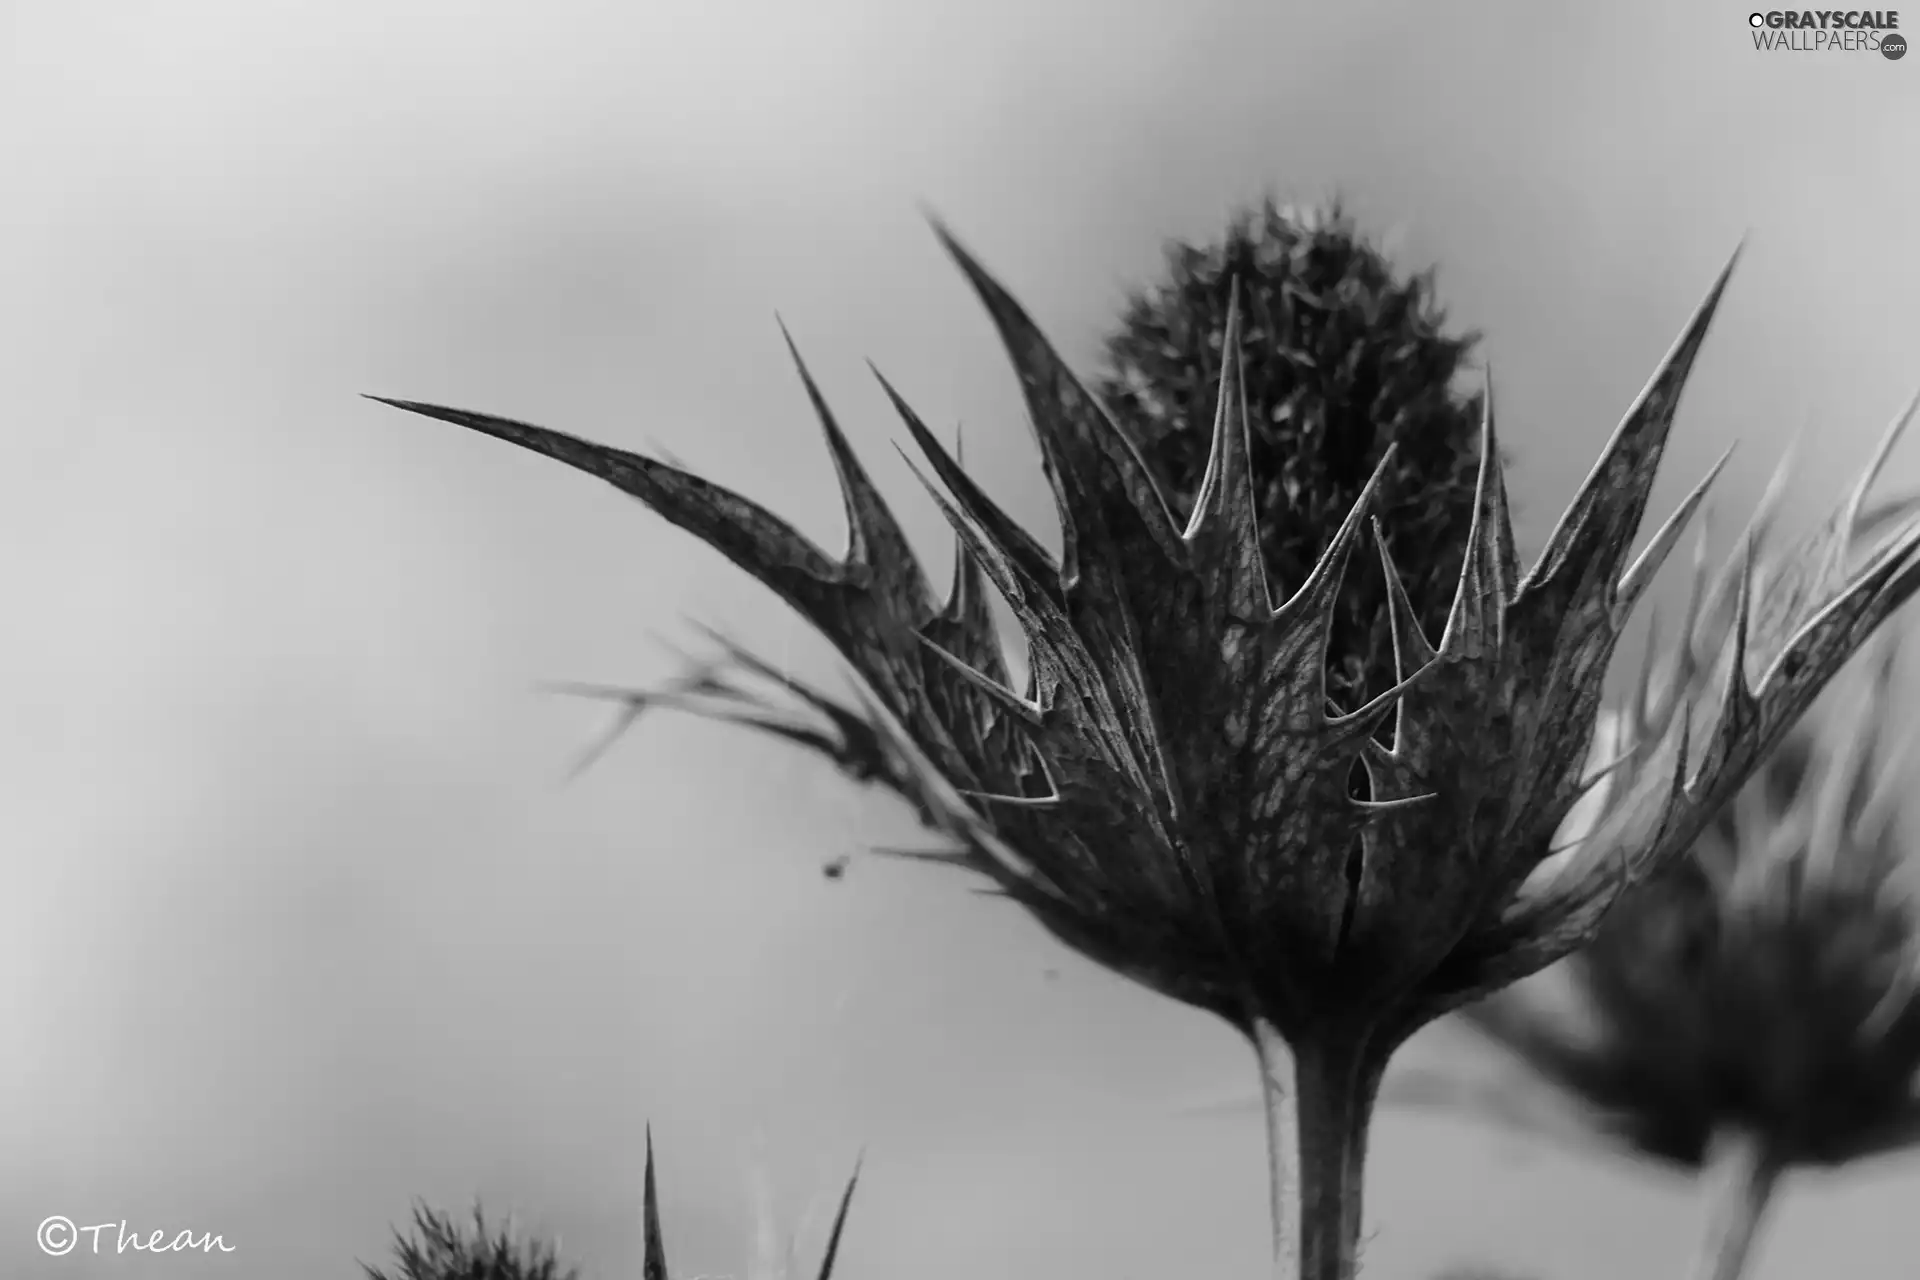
[[1096, 199, 1488, 710], [375, 225, 1920, 1057]]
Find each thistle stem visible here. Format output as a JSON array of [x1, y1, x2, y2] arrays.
[[1686, 1127, 1782, 1280], [1292, 1031, 1384, 1280], [1249, 1017, 1301, 1279], [1249, 1019, 1384, 1280]]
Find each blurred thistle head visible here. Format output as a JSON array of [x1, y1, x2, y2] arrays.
[[1095, 199, 1489, 709], [1442, 627, 1920, 1174], [375, 213, 1920, 1275], [362, 1203, 578, 1280]]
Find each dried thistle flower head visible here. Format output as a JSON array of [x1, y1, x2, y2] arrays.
[[1096, 199, 1488, 709], [362, 1204, 579, 1280], [374, 221, 1920, 1279]]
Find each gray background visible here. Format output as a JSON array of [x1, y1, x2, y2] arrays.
[[4, 1, 1917, 1277]]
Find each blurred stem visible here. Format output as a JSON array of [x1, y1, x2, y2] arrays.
[[1250, 1017, 1300, 1278], [1687, 1126, 1782, 1280], [1251, 1018, 1384, 1280]]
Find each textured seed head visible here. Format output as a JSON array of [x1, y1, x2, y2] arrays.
[[1445, 634, 1920, 1169], [374, 223, 1920, 1070], [1095, 199, 1490, 712]]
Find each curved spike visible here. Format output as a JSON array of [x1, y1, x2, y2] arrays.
[[1324, 652, 1437, 750], [1371, 518, 1438, 672], [1854, 493, 1920, 560], [958, 787, 1061, 809], [1478, 368, 1521, 594], [929, 216, 1186, 586], [1368, 516, 1438, 751], [777, 319, 932, 612], [1741, 392, 1920, 675], [869, 844, 976, 867], [1614, 445, 1735, 630], [1674, 505, 1717, 689], [894, 445, 1034, 607], [643, 1127, 668, 1280], [814, 1157, 863, 1280], [368, 396, 860, 639], [938, 425, 985, 600], [1352, 791, 1437, 814], [1181, 283, 1273, 614], [916, 634, 1044, 724], [914, 424, 1010, 683], [892, 448, 1077, 725], [1181, 280, 1245, 540], [1274, 445, 1398, 627], [1518, 246, 1740, 610], [1257, 449, 1401, 748], [942, 422, 979, 619], [930, 543, 1007, 683], [1694, 536, 1759, 791], [1753, 500, 1920, 700], [874, 368, 1062, 589], [1441, 384, 1518, 656], [1832, 386, 1920, 575]]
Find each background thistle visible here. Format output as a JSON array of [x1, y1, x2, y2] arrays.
[[362, 1204, 579, 1280], [1095, 199, 1489, 709], [1392, 622, 1920, 1280]]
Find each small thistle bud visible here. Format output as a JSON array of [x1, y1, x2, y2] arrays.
[[376, 219, 1920, 1279], [1095, 199, 1489, 710], [362, 1204, 579, 1280]]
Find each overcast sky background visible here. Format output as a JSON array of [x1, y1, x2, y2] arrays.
[[4, 2, 1919, 1278]]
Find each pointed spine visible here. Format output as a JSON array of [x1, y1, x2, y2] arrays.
[[1824, 387, 1920, 589], [929, 216, 1186, 587], [813, 1157, 863, 1280], [643, 1126, 668, 1280], [1440, 378, 1517, 656], [1518, 246, 1740, 610], [1181, 281, 1274, 616], [1614, 445, 1735, 630], [875, 368, 1062, 590]]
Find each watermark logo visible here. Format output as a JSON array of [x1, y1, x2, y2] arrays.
[[1747, 10, 1906, 56], [37, 1216, 235, 1258]]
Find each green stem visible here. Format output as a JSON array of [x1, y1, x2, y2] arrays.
[[1249, 1017, 1300, 1279], [1687, 1127, 1782, 1280], [1249, 1020, 1384, 1280]]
